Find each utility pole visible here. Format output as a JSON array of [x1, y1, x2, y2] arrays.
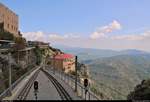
[[26, 50, 28, 67], [43, 56, 44, 69], [17, 51, 19, 64], [7, 42, 15, 96], [53, 55, 55, 74], [8, 52, 12, 95], [44, 56, 46, 70], [43, 55, 45, 69], [75, 56, 78, 92]]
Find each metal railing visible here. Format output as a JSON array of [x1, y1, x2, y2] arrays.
[[45, 67, 100, 100], [0, 66, 38, 100]]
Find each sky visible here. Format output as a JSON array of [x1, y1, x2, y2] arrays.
[[0, 0, 150, 52]]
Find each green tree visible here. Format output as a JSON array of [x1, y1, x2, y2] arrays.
[[0, 30, 14, 41], [13, 37, 26, 50], [34, 46, 42, 65]]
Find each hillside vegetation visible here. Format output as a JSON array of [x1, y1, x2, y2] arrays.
[[127, 79, 150, 100], [59, 46, 150, 100], [87, 54, 150, 99]]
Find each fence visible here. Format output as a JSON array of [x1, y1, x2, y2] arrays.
[[0, 66, 37, 100], [45, 67, 100, 100]]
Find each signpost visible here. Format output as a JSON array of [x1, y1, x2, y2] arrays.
[[8, 52, 12, 96], [84, 78, 89, 100], [8, 42, 15, 96], [75, 56, 78, 92], [53, 54, 56, 74], [34, 81, 39, 100], [34, 81, 38, 90]]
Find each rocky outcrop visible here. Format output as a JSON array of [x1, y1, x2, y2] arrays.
[[0, 53, 17, 66], [127, 79, 150, 100]]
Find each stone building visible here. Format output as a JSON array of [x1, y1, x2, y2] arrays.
[[28, 41, 49, 48], [50, 53, 75, 73], [0, 3, 19, 37]]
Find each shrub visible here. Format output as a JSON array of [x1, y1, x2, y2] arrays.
[[34, 46, 42, 65], [0, 30, 14, 41], [13, 37, 26, 50]]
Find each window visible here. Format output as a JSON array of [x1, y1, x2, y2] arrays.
[[0, 14, 2, 22], [7, 24, 9, 28], [0, 13, 2, 18], [11, 25, 13, 30]]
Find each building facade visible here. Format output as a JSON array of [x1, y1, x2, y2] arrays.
[[28, 41, 49, 48], [50, 54, 75, 73], [0, 3, 19, 37]]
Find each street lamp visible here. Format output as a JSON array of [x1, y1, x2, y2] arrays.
[[42, 54, 46, 70], [75, 56, 78, 92], [53, 54, 56, 74], [8, 42, 15, 96]]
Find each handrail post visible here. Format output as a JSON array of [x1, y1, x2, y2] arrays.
[[8, 52, 12, 96], [89, 91, 90, 100], [75, 56, 78, 92]]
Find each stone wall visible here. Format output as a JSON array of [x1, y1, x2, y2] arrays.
[[0, 3, 19, 37]]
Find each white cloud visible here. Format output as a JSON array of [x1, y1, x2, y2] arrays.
[[90, 20, 121, 39], [22, 23, 150, 52], [49, 34, 64, 39], [111, 31, 150, 41], [22, 31, 80, 42], [22, 31, 47, 42], [63, 33, 80, 38], [49, 33, 80, 40]]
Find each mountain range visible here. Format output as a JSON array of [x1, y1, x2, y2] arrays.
[[54, 45, 150, 99], [87, 54, 150, 99], [54, 44, 150, 61]]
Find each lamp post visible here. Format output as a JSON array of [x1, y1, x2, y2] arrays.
[[8, 52, 12, 96], [43, 55, 46, 70], [8, 42, 15, 96], [75, 56, 78, 92], [17, 51, 19, 64], [44, 56, 46, 70], [53, 54, 56, 74]]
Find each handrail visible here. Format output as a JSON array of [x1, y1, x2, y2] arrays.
[[0, 66, 37, 100], [45, 68, 100, 100], [91, 78, 127, 99]]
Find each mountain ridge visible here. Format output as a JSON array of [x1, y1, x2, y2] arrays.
[[54, 45, 150, 62], [53, 45, 150, 99]]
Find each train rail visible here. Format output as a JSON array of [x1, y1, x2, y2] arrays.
[[17, 69, 40, 100], [41, 69, 72, 100]]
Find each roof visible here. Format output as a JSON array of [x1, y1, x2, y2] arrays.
[[54, 54, 74, 60], [18, 47, 35, 52], [0, 40, 14, 44]]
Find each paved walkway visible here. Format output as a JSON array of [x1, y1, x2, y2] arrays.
[[3, 66, 41, 100], [3, 66, 82, 100], [45, 68, 82, 100], [26, 71, 61, 100]]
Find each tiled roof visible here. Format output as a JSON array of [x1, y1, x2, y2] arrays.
[[54, 54, 74, 60]]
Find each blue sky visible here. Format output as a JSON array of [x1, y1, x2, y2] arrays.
[[1, 0, 150, 51]]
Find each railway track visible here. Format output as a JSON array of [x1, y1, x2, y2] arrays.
[[17, 69, 40, 100], [41, 69, 72, 100]]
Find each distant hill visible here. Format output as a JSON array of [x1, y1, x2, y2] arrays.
[[87, 54, 150, 99], [119, 49, 149, 55], [60, 47, 118, 61], [53, 45, 150, 99], [127, 79, 150, 100], [54, 45, 150, 61]]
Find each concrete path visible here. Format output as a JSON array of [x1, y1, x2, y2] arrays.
[[45, 68, 82, 100], [26, 71, 61, 100], [3, 66, 82, 100], [3, 66, 41, 100]]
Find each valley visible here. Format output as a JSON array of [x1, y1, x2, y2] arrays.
[[58, 46, 150, 99]]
